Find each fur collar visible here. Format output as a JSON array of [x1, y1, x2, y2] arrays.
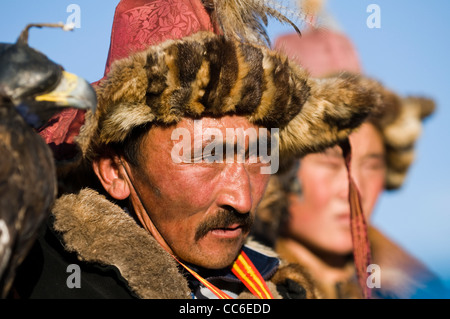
[[51, 188, 290, 299], [52, 188, 191, 299]]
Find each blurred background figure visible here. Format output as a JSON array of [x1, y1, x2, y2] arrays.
[[252, 0, 449, 298]]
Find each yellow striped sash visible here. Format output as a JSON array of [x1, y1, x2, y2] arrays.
[[231, 250, 274, 299], [175, 250, 274, 299]]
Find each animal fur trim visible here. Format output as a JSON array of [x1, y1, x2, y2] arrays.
[[76, 31, 384, 163], [381, 95, 435, 189], [52, 188, 191, 299]]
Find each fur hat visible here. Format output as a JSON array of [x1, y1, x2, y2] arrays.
[[371, 91, 435, 189], [69, 1, 387, 166], [41, 0, 386, 175], [44, 0, 389, 191], [79, 31, 385, 164]]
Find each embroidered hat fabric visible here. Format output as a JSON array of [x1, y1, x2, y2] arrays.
[[39, 0, 217, 157], [101, 0, 216, 80]]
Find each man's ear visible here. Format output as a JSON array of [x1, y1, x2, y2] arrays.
[[92, 156, 130, 200]]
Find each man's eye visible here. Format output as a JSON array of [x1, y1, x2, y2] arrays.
[[321, 160, 342, 169], [315, 154, 344, 169]]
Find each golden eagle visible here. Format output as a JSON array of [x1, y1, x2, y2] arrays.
[[0, 23, 96, 298]]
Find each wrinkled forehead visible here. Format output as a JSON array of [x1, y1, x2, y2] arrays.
[[147, 115, 271, 141], [184, 115, 264, 133]]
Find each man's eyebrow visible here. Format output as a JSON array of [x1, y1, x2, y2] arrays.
[[189, 135, 272, 159], [235, 134, 273, 155]]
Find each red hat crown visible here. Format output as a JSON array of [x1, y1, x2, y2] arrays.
[[103, 0, 215, 77]]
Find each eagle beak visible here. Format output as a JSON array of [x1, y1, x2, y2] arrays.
[[35, 70, 97, 113]]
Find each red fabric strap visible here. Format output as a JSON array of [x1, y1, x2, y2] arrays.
[[340, 138, 372, 299]]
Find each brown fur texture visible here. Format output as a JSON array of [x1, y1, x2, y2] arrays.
[[376, 93, 435, 189], [74, 31, 384, 166], [52, 188, 320, 299], [279, 72, 384, 158], [270, 262, 323, 299], [52, 188, 191, 299]]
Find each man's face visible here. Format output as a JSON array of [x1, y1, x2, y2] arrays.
[[129, 115, 272, 269], [287, 123, 386, 255]]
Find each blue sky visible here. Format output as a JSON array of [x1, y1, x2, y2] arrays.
[[1, 1, 449, 292]]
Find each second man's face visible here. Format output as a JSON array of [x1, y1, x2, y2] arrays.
[[287, 123, 386, 254]]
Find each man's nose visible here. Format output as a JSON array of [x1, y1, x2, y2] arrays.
[[216, 163, 253, 214], [336, 163, 363, 200]]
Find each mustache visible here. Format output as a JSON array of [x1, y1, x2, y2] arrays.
[[195, 209, 254, 241]]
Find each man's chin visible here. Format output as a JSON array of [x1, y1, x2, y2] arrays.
[[188, 236, 246, 269], [195, 253, 240, 270]]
